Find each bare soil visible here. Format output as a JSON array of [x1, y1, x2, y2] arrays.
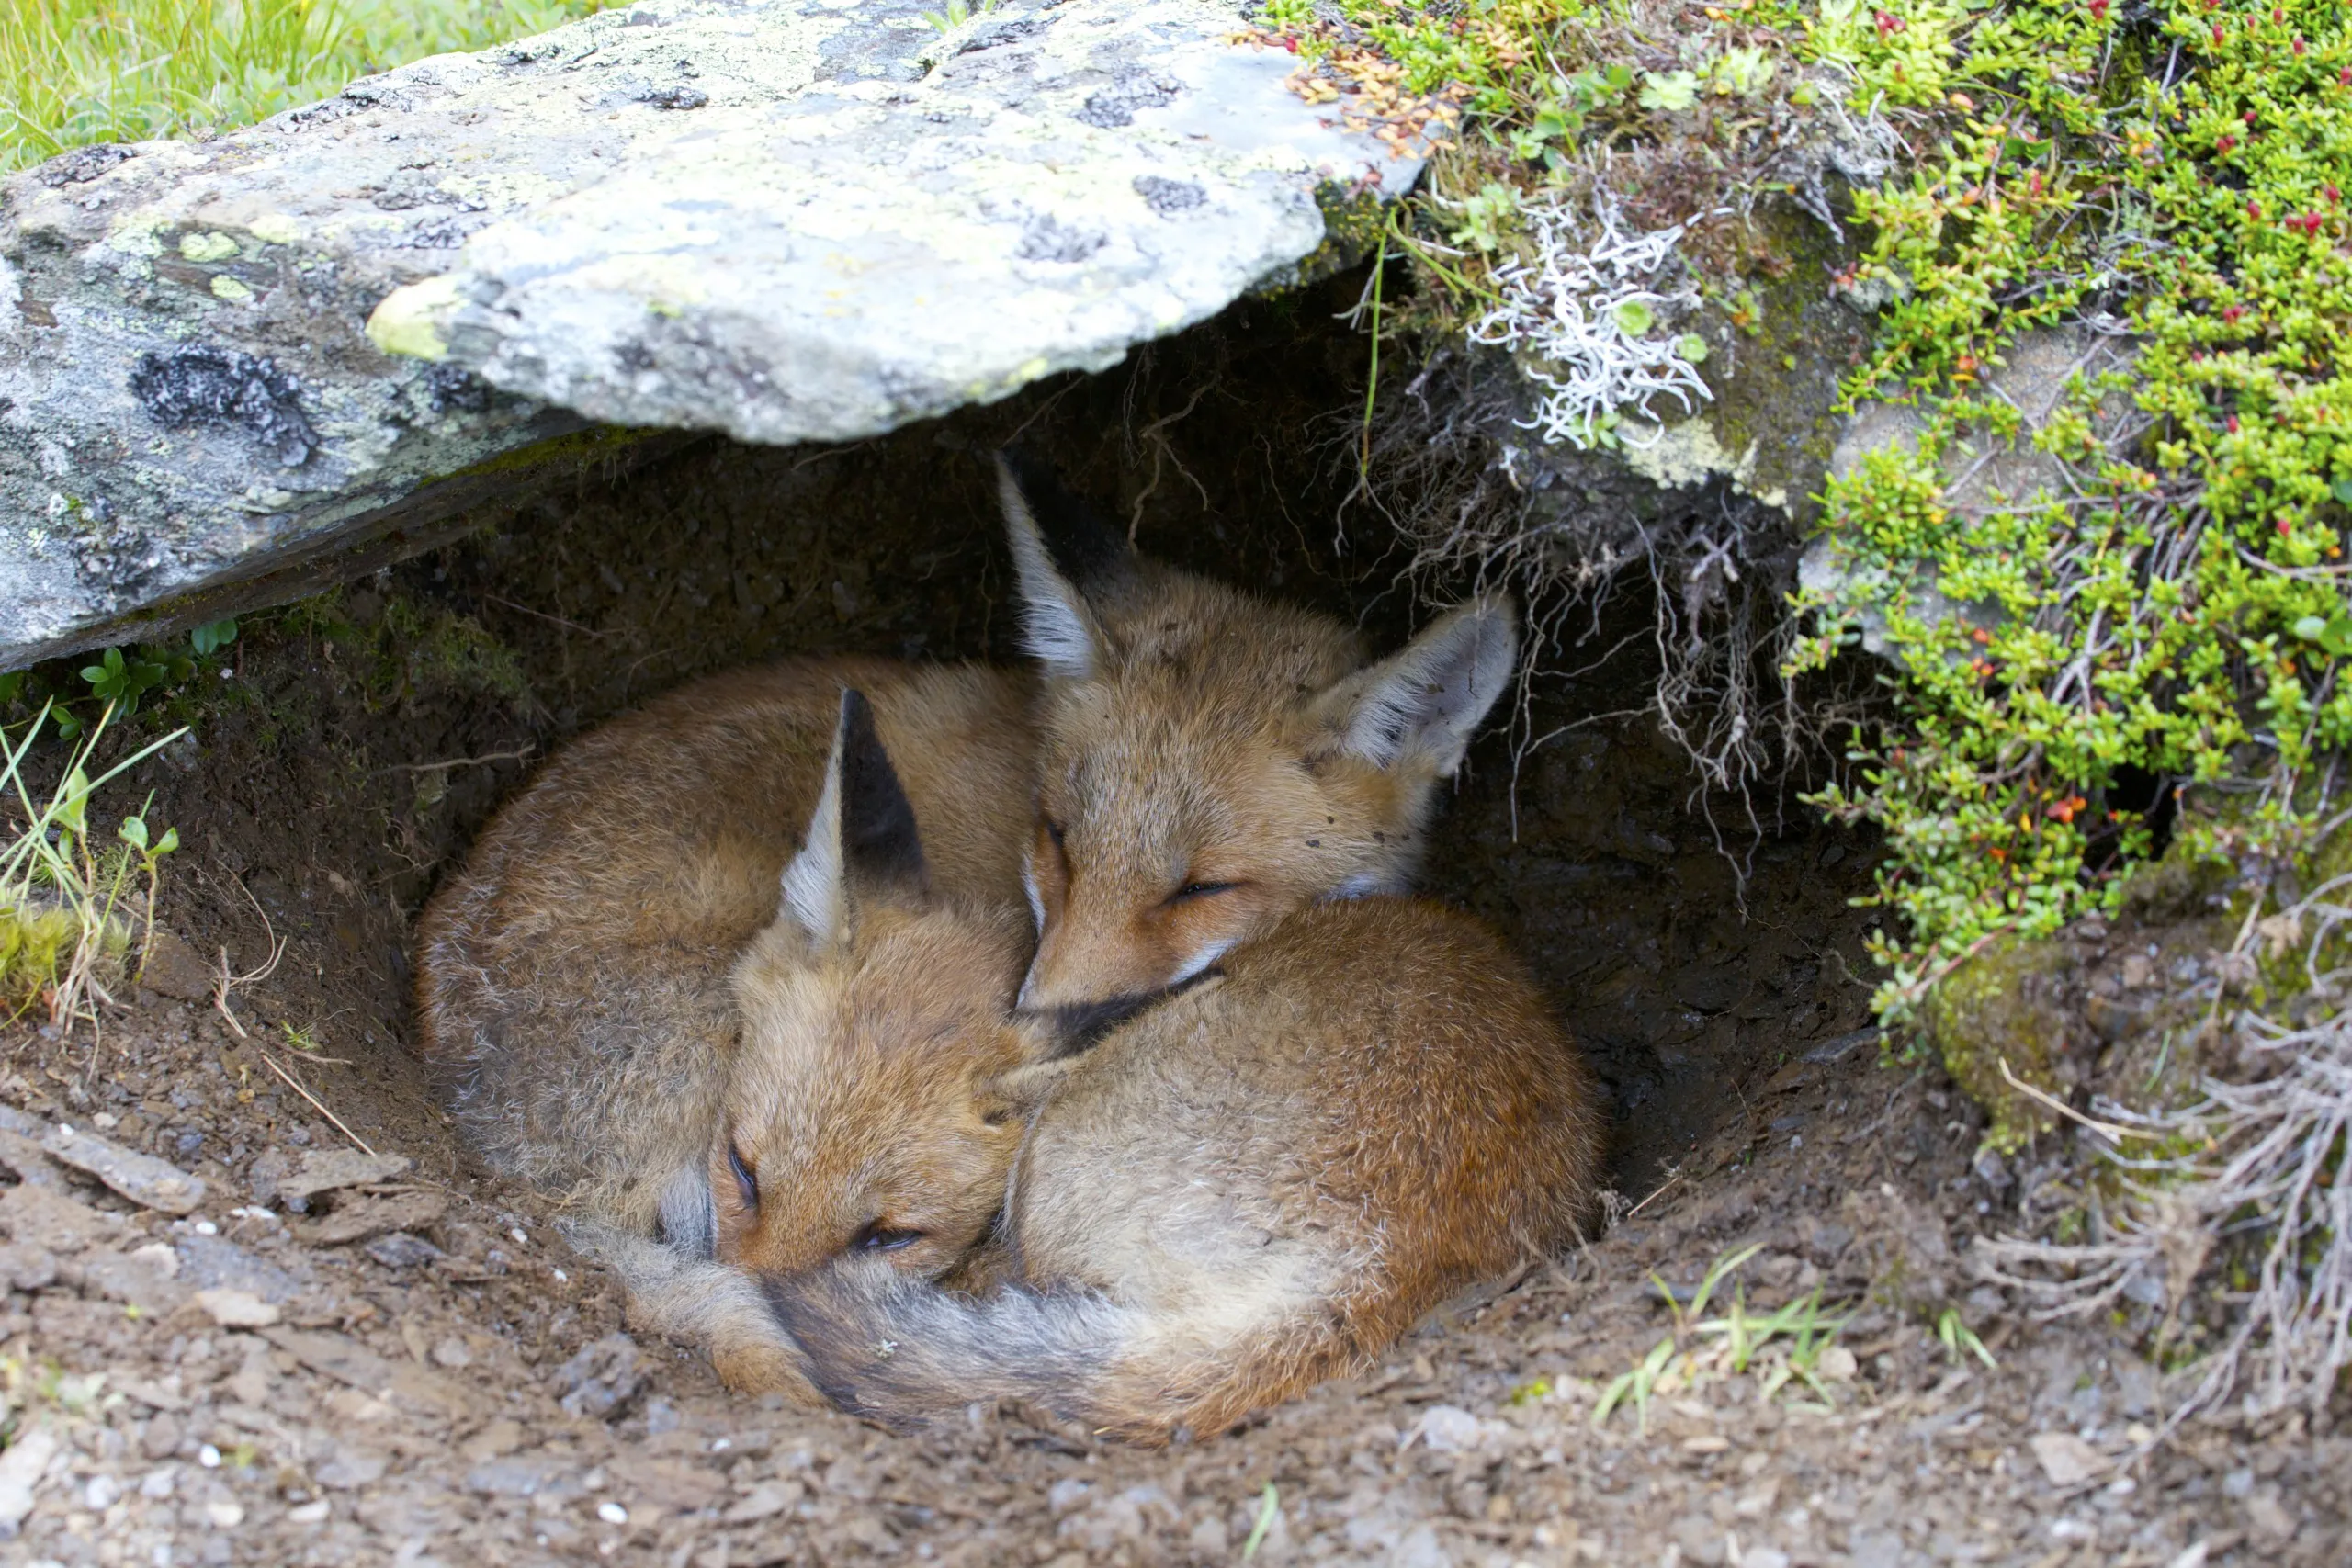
[[3, 274, 2345, 1567]]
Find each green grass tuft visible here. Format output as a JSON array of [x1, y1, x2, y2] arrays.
[[0, 0, 616, 174]]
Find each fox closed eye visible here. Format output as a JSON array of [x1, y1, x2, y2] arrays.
[[728, 1141, 759, 1210], [1169, 879, 1241, 904], [852, 1221, 924, 1252]]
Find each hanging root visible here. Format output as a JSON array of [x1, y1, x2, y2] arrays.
[[1346, 341, 1868, 862]]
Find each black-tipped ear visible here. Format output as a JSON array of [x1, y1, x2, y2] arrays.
[[997, 447, 1132, 592], [780, 689, 927, 943], [836, 689, 929, 902]]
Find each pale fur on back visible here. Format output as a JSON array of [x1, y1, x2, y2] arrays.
[[410, 657, 1036, 1239]]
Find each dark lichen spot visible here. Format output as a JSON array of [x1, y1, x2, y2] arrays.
[[34, 144, 136, 187], [423, 364, 494, 415], [956, 15, 1046, 55], [130, 346, 318, 468], [632, 83, 709, 110], [1017, 217, 1105, 265], [396, 213, 481, 251], [1075, 70, 1179, 129], [1134, 176, 1205, 217]]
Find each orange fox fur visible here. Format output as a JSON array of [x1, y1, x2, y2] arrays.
[[993, 451, 1521, 1027], [411, 664, 1039, 1390], [770, 895, 1604, 1442]]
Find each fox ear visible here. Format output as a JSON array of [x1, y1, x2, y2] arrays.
[[1313, 596, 1519, 777], [996, 448, 1128, 681], [781, 689, 930, 943]]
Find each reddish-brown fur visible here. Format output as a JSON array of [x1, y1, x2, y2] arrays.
[[996, 455, 1519, 1016], [772, 896, 1605, 1442], [410, 660, 1039, 1393]]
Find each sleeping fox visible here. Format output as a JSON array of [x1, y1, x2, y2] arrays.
[[763, 877, 1606, 1440], [992, 451, 1521, 1032], [554, 700, 1601, 1428], [410, 660, 1035, 1253]]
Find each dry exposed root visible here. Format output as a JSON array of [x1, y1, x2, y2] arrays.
[[1348, 343, 1868, 861], [1973, 876, 2352, 1436]]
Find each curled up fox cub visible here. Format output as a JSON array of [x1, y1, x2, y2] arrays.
[[409, 449, 1556, 1417]]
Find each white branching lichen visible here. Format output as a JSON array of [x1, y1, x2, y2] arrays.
[[1466, 195, 1711, 450]]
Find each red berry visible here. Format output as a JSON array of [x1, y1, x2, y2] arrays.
[[2229, 414, 2243, 433], [2214, 23, 2225, 42], [2294, 37, 2306, 53], [2248, 199, 2263, 219], [2218, 134, 2238, 153], [2278, 518, 2292, 536], [2328, 186, 2342, 203]]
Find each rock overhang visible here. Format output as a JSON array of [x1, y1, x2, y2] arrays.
[[1, 0, 1420, 669]]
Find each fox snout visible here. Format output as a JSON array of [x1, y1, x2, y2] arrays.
[[1015, 963, 1225, 1058]]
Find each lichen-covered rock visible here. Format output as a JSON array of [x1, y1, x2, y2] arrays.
[[0, 0, 1418, 669]]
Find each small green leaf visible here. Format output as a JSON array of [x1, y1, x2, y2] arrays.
[[119, 816, 149, 852], [56, 766, 91, 840], [191, 617, 238, 656], [1677, 333, 1710, 364], [2330, 478, 2352, 507], [1613, 299, 1656, 336], [1637, 70, 1700, 112], [0, 671, 21, 705], [155, 827, 179, 857]]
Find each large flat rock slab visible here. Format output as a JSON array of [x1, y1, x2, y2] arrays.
[[0, 0, 1416, 669]]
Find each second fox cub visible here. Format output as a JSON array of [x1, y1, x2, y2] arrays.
[[771, 891, 1604, 1441], [994, 452, 1521, 1024], [411, 658, 1034, 1247]]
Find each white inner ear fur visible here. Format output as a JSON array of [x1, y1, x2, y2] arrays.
[[1337, 597, 1518, 775], [999, 464, 1100, 682], [780, 739, 848, 945]]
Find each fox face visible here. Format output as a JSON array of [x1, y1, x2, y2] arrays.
[[711, 691, 1041, 1283], [998, 451, 1520, 1021]]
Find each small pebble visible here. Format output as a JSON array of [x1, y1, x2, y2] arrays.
[[194, 1220, 218, 1235], [288, 1499, 331, 1524], [597, 1502, 628, 1525], [206, 1500, 245, 1529], [82, 1474, 122, 1510], [509, 1227, 528, 1245], [198, 1444, 222, 1469]]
